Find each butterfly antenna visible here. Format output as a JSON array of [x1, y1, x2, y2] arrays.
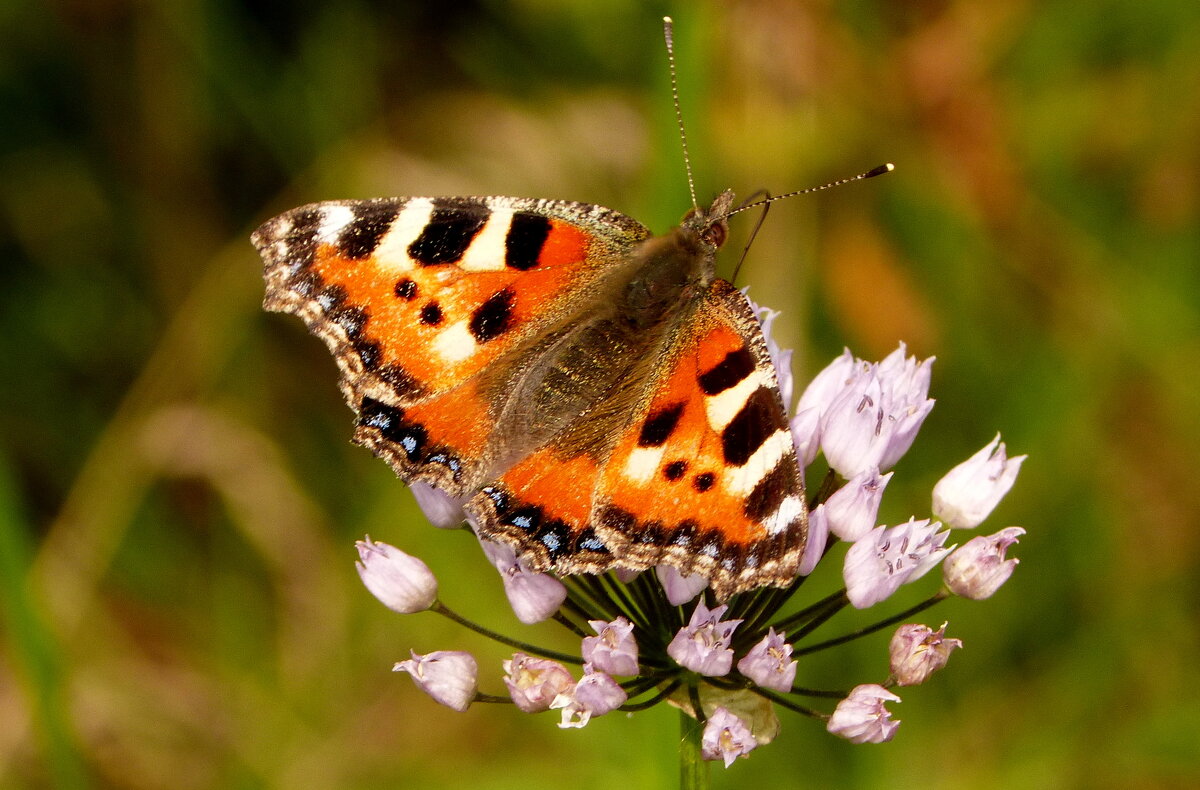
[[731, 198, 772, 285], [721, 163, 896, 221], [663, 17, 699, 211]]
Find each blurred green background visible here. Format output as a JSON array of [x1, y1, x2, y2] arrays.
[[3, 0, 1198, 787]]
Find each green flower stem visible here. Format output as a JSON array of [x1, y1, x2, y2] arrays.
[[770, 587, 849, 635], [430, 601, 583, 665], [679, 705, 710, 790]]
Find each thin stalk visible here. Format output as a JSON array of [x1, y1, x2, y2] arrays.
[[430, 601, 583, 664], [793, 590, 948, 656]]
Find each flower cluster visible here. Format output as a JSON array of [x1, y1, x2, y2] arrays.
[[354, 302, 1026, 770]]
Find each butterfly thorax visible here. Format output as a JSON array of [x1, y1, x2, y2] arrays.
[[614, 190, 733, 330]]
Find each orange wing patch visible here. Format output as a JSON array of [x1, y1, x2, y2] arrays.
[[308, 218, 591, 395], [598, 320, 767, 546], [470, 448, 613, 573]]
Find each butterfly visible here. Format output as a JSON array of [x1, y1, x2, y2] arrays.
[[252, 189, 809, 600]]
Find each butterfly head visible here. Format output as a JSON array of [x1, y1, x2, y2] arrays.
[[680, 189, 735, 251]]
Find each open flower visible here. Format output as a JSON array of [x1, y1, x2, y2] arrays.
[[667, 602, 742, 676], [503, 653, 575, 713], [393, 650, 477, 712], [702, 707, 758, 766], [889, 623, 962, 686], [819, 344, 935, 478], [355, 537, 438, 614], [944, 527, 1025, 599], [844, 518, 953, 608], [933, 435, 1026, 528], [582, 617, 639, 676], [827, 684, 901, 743], [824, 467, 893, 541], [552, 666, 628, 728], [736, 628, 797, 692]]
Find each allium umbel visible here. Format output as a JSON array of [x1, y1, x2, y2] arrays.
[[352, 332, 1026, 770]]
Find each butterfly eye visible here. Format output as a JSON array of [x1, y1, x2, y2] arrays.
[[703, 220, 727, 249]]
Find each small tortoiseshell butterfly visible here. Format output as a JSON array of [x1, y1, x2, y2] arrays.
[[253, 188, 806, 600], [251, 20, 886, 600]]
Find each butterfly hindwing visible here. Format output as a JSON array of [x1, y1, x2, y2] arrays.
[[595, 279, 807, 597], [468, 278, 808, 599]]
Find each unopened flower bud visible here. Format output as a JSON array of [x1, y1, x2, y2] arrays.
[[393, 650, 477, 712], [355, 537, 437, 614]]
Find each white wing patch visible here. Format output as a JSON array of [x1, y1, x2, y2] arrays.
[[459, 208, 515, 272], [373, 198, 434, 272]]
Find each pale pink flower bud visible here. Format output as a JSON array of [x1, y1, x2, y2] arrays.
[[502, 652, 575, 713], [736, 628, 797, 692], [667, 602, 742, 676], [392, 650, 477, 712], [582, 617, 639, 676], [656, 565, 708, 605], [944, 527, 1025, 599], [480, 539, 567, 623], [844, 518, 953, 609], [932, 434, 1026, 528], [824, 467, 893, 541], [354, 537, 437, 614], [551, 666, 628, 728], [797, 502, 830, 576], [827, 684, 901, 743], [702, 707, 757, 767], [889, 623, 962, 686], [409, 481, 468, 528]]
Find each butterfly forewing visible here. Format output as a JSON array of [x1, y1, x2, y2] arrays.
[[254, 196, 652, 493]]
